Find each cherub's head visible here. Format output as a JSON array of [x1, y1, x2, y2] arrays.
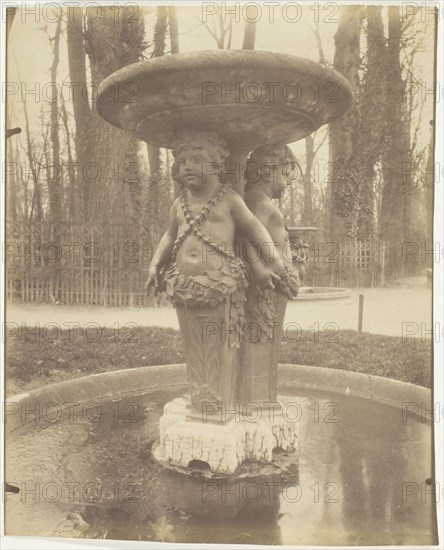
[[245, 143, 298, 198], [171, 130, 229, 188]]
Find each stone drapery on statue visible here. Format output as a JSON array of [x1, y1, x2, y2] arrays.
[[245, 265, 300, 343]]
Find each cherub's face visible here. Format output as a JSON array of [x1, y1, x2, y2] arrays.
[[177, 148, 217, 189], [260, 155, 288, 198]]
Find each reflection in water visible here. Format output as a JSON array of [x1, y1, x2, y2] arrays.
[[336, 396, 435, 545], [337, 399, 408, 545], [162, 471, 286, 544], [5, 389, 437, 545], [277, 392, 436, 546]]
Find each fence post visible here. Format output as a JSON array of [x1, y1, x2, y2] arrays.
[[358, 294, 364, 333]]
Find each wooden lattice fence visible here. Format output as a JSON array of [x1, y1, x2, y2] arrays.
[[305, 239, 422, 288], [5, 221, 153, 306], [5, 222, 425, 305]]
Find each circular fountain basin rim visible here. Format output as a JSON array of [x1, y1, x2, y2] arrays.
[[96, 49, 353, 129], [287, 226, 319, 232], [297, 287, 352, 300], [6, 364, 430, 433]]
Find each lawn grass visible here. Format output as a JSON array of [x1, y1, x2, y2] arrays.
[[280, 330, 432, 388], [5, 326, 432, 394]]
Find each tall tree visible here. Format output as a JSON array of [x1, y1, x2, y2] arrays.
[[203, 13, 233, 49], [146, 7, 168, 248], [85, 5, 146, 225], [6, 136, 18, 222], [60, 92, 75, 221], [425, 120, 434, 256], [169, 7, 179, 54], [22, 93, 43, 222], [355, 6, 387, 240], [302, 135, 315, 225], [242, 6, 257, 50], [66, 7, 91, 221], [148, 6, 168, 180], [48, 18, 63, 224], [304, 23, 327, 227], [379, 7, 407, 276], [397, 13, 427, 246], [329, 6, 364, 242]]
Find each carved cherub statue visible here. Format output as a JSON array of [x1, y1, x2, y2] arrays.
[[146, 130, 286, 414], [238, 143, 302, 403]]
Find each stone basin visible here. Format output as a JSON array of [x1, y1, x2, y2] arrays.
[[297, 286, 352, 300], [4, 364, 436, 545], [96, 50, 353, 151]]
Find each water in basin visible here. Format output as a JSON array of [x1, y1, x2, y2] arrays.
[[5, 387, 436, 545]]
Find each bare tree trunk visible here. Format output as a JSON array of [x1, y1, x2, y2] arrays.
[[60, 93, 76, 221], [288, 181, 296, 226], [146, 7, 170, 244], [242, 5, 257, 49], [23, 96, 43, 222], [85, 6, 145, 226], [425, 120, 434, 260], [203, 15, 233, 49], [307, 24, 327, 232], [7, 137, 17, 222], [49, 19, 62, 223], [47, 19, 63, 302], [137, 8, 177, 264], [314, 21, 326, 64], [381, 8, 403, 236], [169, 7, 179, 54], [66, 7, 91, 221], [302, 134, 314, 225], [169, 7, 179, 203], [242, 22, 256, 50]]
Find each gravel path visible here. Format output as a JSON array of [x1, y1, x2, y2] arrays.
[[5, 277, 432, 339]]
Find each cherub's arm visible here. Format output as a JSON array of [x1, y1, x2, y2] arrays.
[[236, 194, 275, 282], [229, 191, 284, 289], [243, 192, 273, 232], [230, 191, 281, 265], [146, 200, 179, 292]]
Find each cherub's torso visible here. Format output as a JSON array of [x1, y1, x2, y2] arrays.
[[174, 188, 236, 274], [245, 189, 292, 269]]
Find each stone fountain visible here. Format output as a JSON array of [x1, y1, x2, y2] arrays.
[[97, 50, 353, 475], [3, 30, 436, 546]]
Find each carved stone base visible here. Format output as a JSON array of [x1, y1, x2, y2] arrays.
[[156, 397, 299, 475]]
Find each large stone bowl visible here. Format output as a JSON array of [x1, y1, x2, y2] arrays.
[[96, 50, 353, 152], [4, 365, 435, 544]]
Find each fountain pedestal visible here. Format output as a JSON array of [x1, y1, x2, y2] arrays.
[[238, 293, 288, 403], [156, 397, 298, 475]]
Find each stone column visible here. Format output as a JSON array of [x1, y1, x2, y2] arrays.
[[238, 293, 288, 403], [175, 302, 238, 418]]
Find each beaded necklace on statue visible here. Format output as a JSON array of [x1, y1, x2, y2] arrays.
[[171, 184, 238, 263]]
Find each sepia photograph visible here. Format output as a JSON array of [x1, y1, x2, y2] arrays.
[[1, 1, 442, 547]]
